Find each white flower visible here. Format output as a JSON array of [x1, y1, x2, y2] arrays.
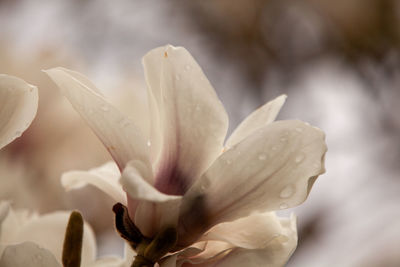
[[0, 74, 38, 150], [0, 202, 130, 267], [46, 45, 327, 266]]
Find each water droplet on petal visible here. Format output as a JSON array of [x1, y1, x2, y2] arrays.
[[195, 105, 201, 111], [184, 65, 191, 71], [295, 127, 303, 132], [279, 203, 288, 209], [280, 137, 287, 142], [147, 141, 151, 147], [295, 153, 305, 163], [100, 104, 109, 112], [175, 74, 181, 80], [15, 130, 22, 137], [35, 254, 42, 261], [258, 154, 267, 160], [280, 185, 295, 198], [226, 159, 232, 165]]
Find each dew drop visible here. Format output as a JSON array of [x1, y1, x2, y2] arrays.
[[195, 105, 201, 111], [175, 74, 181, 80], [258, 154, 267, 160], [295, 153, 305, 163], [280, 137, 287, 142], [279, 203, 288, 209], [295, 127, 303, 132], [184, 65, 191, 71], [226, 159, 232, 165], [147, 140, 151, 147], [100, 104, 109, 112], [280, 185, 295, 198], [15, 130, 22, 137]]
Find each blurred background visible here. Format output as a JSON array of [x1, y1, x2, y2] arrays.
[[0, 0, 399, 266]]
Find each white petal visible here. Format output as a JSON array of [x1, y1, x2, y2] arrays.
[[143, 46, 229, 195], [176, 214, 297, 267], [0, 202, 10, 225], [44, 67, 151, 173], [121, 160, 182, 236], [0, 242, 61, 267], [134, 198, 181, 238], [225, 95, 286, 148], [202, 212, 293, 250], [0, 74, 38, 150], [121, 160, 181, 203], [62, 161, 126, 204], [181, 120, 326, 235], [210, 214, 297, 267], [2, 211, 97, 265]]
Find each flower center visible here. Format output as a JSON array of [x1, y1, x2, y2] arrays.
[[154, 164, 188, 196]]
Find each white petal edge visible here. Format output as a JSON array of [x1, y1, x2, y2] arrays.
[[181, 120, 326, 234], [44, 67, 151, 175], [0, 242, 61, 267], [174, 214, 297, 267], [225, 95, 286, 149], [208, 214, 297, 267], [201, 212, 294, 250], [0, 74, 38, 150], [61, 161, 126, 205], [143, 45, 229, 194]]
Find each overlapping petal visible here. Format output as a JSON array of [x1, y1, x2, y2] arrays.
[[61, 161, 126, 204], [143, 46, 229, 195], [121, 160, 182, 237], [179, 120, 326, 244], [44, 68, 151, 174], [225, 95, 286, 148], [0, 74, 38, 150], [165, 213, 296, 267]]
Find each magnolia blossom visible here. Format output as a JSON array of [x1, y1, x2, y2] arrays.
[[0, 202, 133, 267], [46, 45, 327, 266], [0, 74, 38, 150]]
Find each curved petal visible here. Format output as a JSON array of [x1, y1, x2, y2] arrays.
[[208, 214, 297, 267], [179, 120, 326, 244], [174, 214, 297, 267], [0, 242, 61, 267], [121, 160, 182, 237], [2, 211, 96, 265], [225, 95, 286, 148], [44, 68, 151, 173], [143, 45, 229, 195], [0, 74, 38, 150], [61, 161, 126, 204], [202, 212, 293, 250], [121, 160, 181, 203]]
